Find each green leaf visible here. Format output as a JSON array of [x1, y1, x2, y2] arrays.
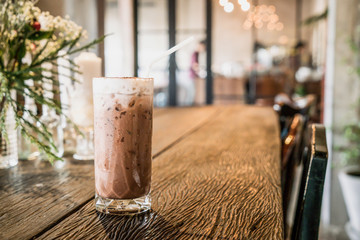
[[8, 40, 17, 60], [303, 8, 328, 26], [0, 50, 4, 70], [17, 41, 26, 62], [23, 24, 33, 33], [28, 31, 53, 41]]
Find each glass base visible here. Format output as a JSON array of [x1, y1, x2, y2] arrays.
[[19, 152, 40, 161], [74, 127, 94, 160], [73, 153, 94, 160], [95, 193, 151, 215], [0, 155, 18, 169]]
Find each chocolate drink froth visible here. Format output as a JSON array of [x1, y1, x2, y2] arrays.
[[94, 93, 152, 199]]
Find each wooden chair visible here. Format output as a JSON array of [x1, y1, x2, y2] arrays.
[[290, 124, 328, 240], [274, 94, 316, 140]]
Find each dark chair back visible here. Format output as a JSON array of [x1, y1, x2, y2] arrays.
[[291, 124, 328, 240]]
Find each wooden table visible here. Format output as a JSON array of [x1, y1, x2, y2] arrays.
[[0, 105, 283, 239]]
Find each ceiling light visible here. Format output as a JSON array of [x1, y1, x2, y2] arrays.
[[270, 14, 279, 23], [267, 22, 275, 30], [243, 20, 253, 29], [219, 0, 228, 7], [276, 22, 284, 31], [224, 2, 234, 13], [263, 14, 270, 22], [255, 21, 263, 29], [279, 35, 289, 45], [259, 5, 267, 12], [241, 2, 250, 11], [268, 5, 276, 14]]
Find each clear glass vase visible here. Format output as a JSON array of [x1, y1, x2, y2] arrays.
[[37, 107, 64, 160], [62, 117, 77, 157], [17, 81, 39, 160], [73, 126, 94, 160], [17, 129, 39, 160], [0, 108, 18, 169]]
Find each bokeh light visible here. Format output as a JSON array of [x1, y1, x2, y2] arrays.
[[241, 2, 251, 11], [259, 5, 267, 12], [268, 5, 276, 13], [278, 35, 289, 45], [243, 20, 253, 30], [224, 2, 234, 13], [267, 22, 276, 30], [254, 14, 261, 22], [263, 14, 270, 22], [219, 0, 228, 7], [242, 3, 283, 30], [270, 14, 279, 23], [276, 22, 284, 31], [255, 21, 263, 29]]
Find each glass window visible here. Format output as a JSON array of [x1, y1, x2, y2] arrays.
[[138, 0, 169, 107], [176, 0, 207, 106]]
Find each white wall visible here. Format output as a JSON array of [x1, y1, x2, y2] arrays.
[[324, 0, 360, 229]]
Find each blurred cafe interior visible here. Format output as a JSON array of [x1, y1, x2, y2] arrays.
[[1, 0, 360, 239]]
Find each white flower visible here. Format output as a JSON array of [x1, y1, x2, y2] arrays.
[[22, 52, 32, 65], [9, 30, 17, 40], [38, 14, 54, 31]]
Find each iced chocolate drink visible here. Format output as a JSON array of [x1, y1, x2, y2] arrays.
[[93, 77, 153, 215]]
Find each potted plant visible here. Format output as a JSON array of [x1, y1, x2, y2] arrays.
[[339, 39, 360, 239], [339, 124, 360, 239], [0, 0, 104, 168]]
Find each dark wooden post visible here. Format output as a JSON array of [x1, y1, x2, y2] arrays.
[[96, 0, 105, 75], [206, 0, 213, 104], [168, 0, 177, 106], [133, 0, 139, 77]]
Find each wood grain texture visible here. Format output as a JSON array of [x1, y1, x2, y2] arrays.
[[38, 105, 283, 240], [0, 107, 218, 240], [152, 106, 220, 156]]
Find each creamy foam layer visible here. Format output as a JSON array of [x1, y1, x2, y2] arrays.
[[93, 77, 153, 95]]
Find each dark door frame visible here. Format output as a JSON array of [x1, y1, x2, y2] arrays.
[[168, 0, 177, 106], [205, 0, 213, 104], [133, 0, 139, 76]]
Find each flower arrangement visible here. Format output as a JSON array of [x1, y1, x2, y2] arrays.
[[0, 0, 104, 163]]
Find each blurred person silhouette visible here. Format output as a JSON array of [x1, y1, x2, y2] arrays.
[[190, 40, 206, 105], [291, 41, 312, 71], [289, 41, 314, 96]]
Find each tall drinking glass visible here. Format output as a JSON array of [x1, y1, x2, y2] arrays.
[[93, 77, 153, 215]]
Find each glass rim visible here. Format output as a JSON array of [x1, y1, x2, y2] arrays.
[[92, 77, 153, 94], [93, 77, 153, 81]]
